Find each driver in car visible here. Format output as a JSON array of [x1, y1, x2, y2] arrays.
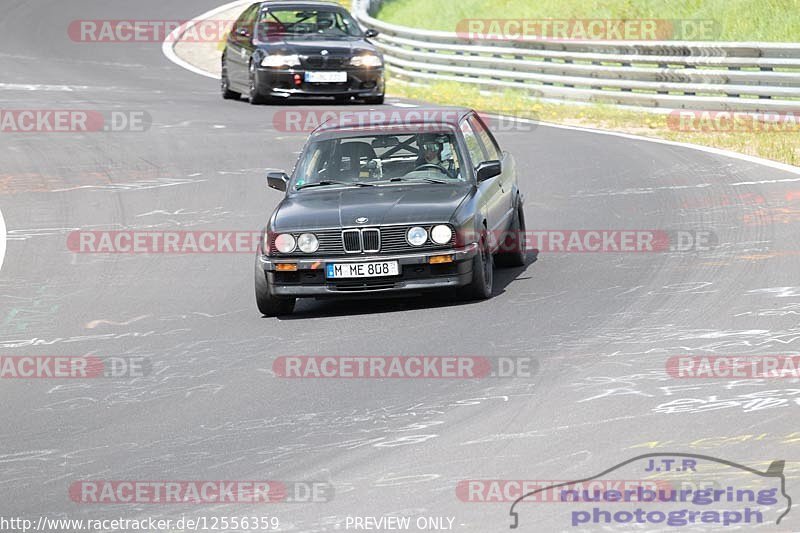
[[417, 134, 457, 178]]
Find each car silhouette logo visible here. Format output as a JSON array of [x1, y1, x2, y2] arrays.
[[356, 217, 369, 224]]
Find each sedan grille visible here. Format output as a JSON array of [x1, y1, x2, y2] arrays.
[[270, 225, 456, 256], [342, 230, 361, 253], [361, 229, 380, 253], [302, 55, 350, 69]]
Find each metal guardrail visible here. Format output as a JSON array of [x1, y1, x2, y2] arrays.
[[352, 0, 800, 111]]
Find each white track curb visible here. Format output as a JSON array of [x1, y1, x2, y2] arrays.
[[163, 2, 800, 177]]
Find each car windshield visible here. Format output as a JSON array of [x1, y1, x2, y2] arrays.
[[257, 8, 363, 39], [293, 132, 465, 190]]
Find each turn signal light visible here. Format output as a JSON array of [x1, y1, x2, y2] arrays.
[[429, 255, 454, 264], [276, 263, 298, 272]]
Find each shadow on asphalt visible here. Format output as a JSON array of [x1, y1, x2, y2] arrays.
[[227, 96, 386, 107], [273, 249, 539, 320]]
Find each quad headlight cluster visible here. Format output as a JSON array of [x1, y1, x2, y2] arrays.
[[406, 225, 452, 247], [271, 233, 319, 253], [269, 225, 452, 254]]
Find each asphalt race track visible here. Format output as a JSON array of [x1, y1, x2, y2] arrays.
[[1, 1, 800, 531]]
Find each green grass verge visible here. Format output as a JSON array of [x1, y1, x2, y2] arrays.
[[387, 78, 800, 166], [377, 0, 800, 41]]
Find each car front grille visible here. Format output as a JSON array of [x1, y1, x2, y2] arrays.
[[302, 55, 350, 69], [342, 229, 361, 253], [270, 225, 456, 257], [361, 229, 380, 253]]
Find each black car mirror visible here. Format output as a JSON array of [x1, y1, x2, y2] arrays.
[[365, 29, 379, 38], [267, 171, 289, 192], [476, 160, 501, 182]]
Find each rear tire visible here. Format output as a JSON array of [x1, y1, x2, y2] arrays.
[[495, 200, 527, 267], [221, 55, 241, 100], [458, 231, 493, 300], [255, 261, 296, 316]]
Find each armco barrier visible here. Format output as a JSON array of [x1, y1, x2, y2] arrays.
[[352, 0, 800, 111]]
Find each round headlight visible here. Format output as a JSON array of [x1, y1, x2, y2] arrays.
[[297, 233, 319, 253], [407, 226, 428, 247], [274, 233, 296, 253], [431, 225, 453, 245]]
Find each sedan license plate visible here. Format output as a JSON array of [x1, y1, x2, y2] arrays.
[[305, 71, 347, 83], [326, 261, 399, 279]]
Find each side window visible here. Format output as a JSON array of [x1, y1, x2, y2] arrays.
[[468, 116, 502, 161], [460, 119, 487, 168], [235, 4, 259, 36]]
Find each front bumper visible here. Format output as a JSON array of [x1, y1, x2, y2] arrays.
[[255, 67, 384, 97], [258, 244, 478, 297]]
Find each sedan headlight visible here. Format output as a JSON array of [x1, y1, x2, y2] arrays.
[[274, 233, 296, 253], [407, 226, 428, 247], [431, 225, 453, 245], [350, 54, 382, 68], [261, 54, 301, 68], [297, 233, 319, 253]]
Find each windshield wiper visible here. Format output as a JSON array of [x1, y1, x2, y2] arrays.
[[389, 177, 450, 184], [296, 181, 374, 190]]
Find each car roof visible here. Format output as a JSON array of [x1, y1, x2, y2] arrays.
[[311, 106, 475, 135]]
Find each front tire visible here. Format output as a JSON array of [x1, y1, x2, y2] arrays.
[[255, 261, 296, 316], [458, 231, 493, 300], [249, 62, 270, 105]]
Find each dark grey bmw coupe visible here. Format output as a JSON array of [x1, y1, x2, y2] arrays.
[[255, 107, 526, 316], [222, 1, 384, 104]]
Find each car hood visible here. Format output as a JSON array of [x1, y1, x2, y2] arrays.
[[272, 183, 473, 231], [262, 38, 376, 56]]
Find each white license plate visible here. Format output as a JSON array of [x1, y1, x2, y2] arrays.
[[305, 71, 347, 83], [326, 261, 399, 279]]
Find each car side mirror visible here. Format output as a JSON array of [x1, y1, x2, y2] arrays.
[[476, 160, 501, 182], [267, 171, 289, 192], [364, 29, 379, 38]]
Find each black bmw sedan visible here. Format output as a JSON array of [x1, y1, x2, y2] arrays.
[[222, 1, 385, 104], [255, 107, 527, 316]]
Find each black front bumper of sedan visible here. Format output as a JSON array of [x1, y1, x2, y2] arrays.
[[258, 244, 478, 297], [255, 67, 384, 97]]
